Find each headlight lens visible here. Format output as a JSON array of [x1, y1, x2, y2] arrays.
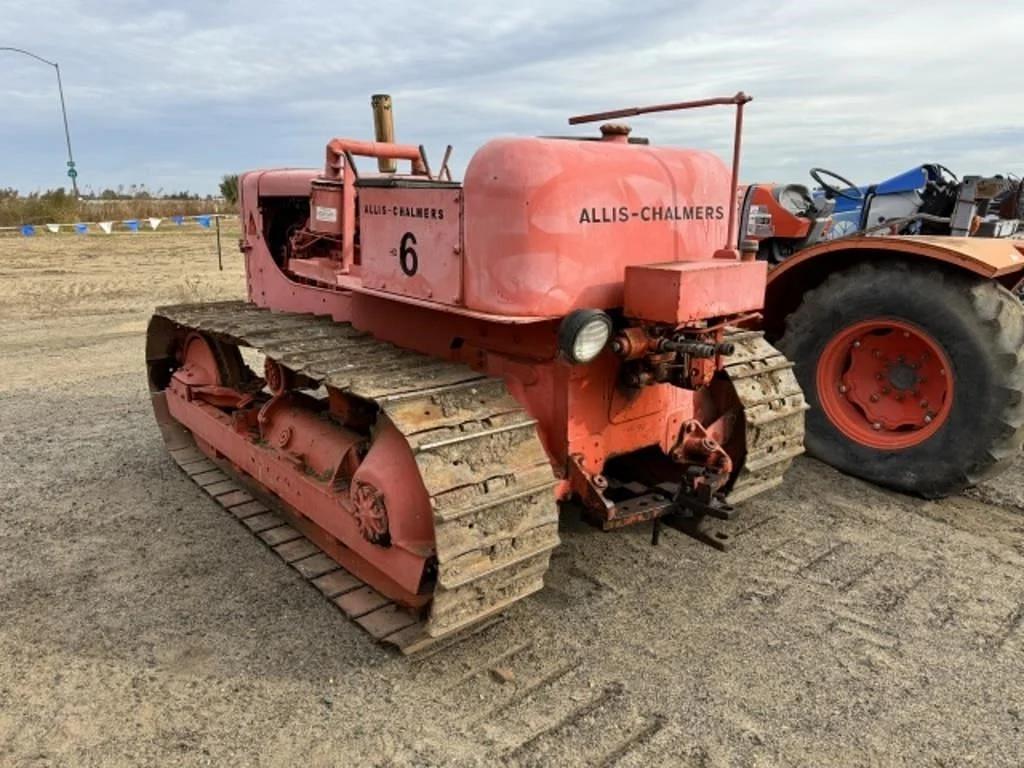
[[558, 310, 612, 364]]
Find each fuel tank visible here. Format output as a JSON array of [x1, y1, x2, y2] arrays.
[[462, 136, 731, 317]]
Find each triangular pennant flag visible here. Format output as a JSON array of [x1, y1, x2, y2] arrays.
[[99, 221, 114, 234], [148, 217, 162, 230], [20, 224, 35, 236], [172, 215, 185, 226], [74, 223, 88, 234], [124, 219, 139, 232], [45, 223, 60, 233], [196, 215, 212, 228]]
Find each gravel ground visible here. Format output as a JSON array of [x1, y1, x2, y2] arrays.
[[1, 228, 1023, 767]]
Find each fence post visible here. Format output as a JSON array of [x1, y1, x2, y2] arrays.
[[215, 215, 223, 271]]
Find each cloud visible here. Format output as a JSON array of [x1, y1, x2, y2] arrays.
[[2, 0, 1021, 193]]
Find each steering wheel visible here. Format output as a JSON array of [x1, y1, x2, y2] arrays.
[[810, 167, 863, 200], [934, 164, 958, 183]]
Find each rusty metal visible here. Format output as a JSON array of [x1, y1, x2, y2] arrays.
[[671, 419, 733, 497], [371, 94, 397, 173], [599, 123, 631, 143], [437, 144, 454, 181], [568, 92, 752, 125], [727, 95, 748, 250], [351, 480, 390, 545], [417, 144, 433, 180], [610, 326, 653, 361]]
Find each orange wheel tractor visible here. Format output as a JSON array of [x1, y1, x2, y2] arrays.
[[744, 182, 1024, 497]]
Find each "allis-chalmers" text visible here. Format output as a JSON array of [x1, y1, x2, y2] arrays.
[[578, 204, 726, 224]]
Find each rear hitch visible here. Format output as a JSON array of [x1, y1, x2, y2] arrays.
[[647, 479, 737, 552]]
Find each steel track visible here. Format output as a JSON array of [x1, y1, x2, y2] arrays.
[[149, 303, 805, 652], [151, 301, 560, 653], [721, 329, 808, 504]]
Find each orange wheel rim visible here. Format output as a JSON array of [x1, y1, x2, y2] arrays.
[[815, 319, 954, 450]]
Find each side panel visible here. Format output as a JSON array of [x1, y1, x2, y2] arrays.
[[359, 187, 463, 304]]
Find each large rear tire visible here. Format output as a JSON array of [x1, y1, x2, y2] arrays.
[[777, 261, 1024, 497]]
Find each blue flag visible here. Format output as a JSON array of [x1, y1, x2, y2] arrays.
[[196, 215, 212, 228], [20, 224, 35, 236], [124, 219, 140, 232], [172, 215, 185, 226], [74, 223, 88, 234]]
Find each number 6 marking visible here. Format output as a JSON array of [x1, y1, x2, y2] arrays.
[[399, 232, 418, 276]]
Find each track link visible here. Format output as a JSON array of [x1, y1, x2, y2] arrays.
[[149, 301, 560, 653], [722, 329, 808, 504]]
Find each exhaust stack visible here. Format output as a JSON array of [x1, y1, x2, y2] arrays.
[[371, 94, 397, 173]]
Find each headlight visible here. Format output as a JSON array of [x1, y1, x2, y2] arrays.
[[558, 309, 612, 364]]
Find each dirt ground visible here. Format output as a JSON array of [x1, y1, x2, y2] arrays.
[[1, 226, 1023, 768]]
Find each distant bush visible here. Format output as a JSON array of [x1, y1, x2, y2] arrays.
[[0, 184, 238, 227]]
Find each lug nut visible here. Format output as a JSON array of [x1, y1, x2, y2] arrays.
[[923, 414, 933, 424], [872, 422, 882, 431], [838, 384, 848, 393], [853, 340, 862, 348]]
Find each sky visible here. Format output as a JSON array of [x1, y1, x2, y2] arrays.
[[2, 0, 1022, 196]]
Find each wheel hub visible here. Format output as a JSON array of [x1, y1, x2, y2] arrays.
[[817, 319, 954, 449], [350, 480, 390, 545], [886, 362, 918, 392]]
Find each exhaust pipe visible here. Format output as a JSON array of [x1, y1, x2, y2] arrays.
[[371, 94, 397, 173]]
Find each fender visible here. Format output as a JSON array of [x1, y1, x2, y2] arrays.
[[763, 236, 1024, 337]]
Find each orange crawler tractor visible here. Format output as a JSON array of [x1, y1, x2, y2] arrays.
[[147, 93, 807, 651]]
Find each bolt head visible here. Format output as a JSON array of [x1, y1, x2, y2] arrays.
[[872, 422, 882, 431], [838, 384, 848, 394], [923, 414, 933, 424], [870, 394, 880, 402], [853, 340, 862, 348]]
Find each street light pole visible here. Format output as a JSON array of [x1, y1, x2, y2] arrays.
[[1, 46, 79, 197]]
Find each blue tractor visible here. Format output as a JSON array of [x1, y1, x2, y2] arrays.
[[809, 165, 1023, 240]]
